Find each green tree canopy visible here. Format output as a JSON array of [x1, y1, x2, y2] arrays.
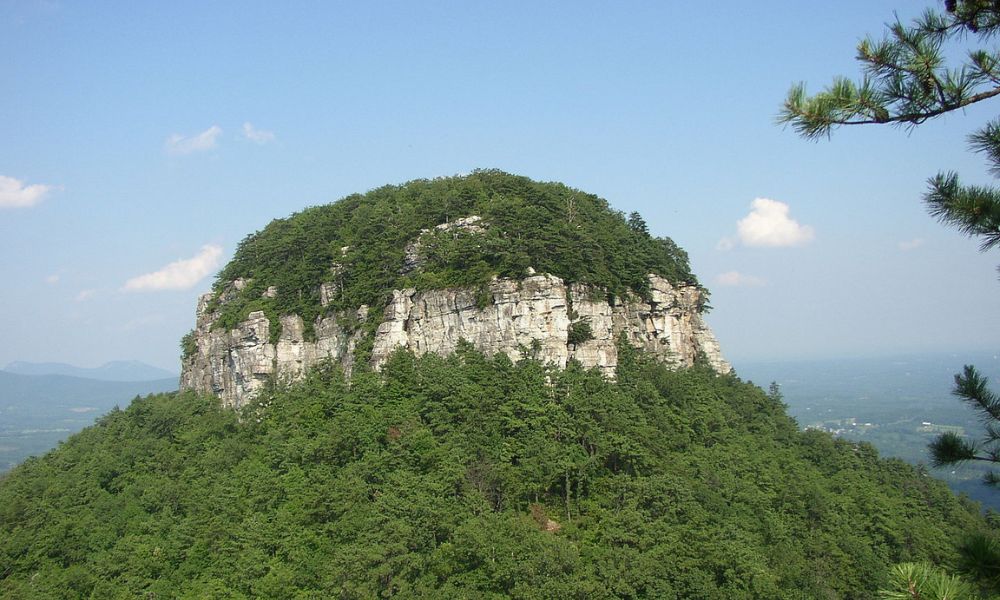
[[208, 170, 697, 340], [0, 347, 989, 598], [780, 3, 1000, 591], [779, 0, 1000, 257]]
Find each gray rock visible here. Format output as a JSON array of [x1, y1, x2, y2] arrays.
[[319, 282, 338, 307], [401, 215, 485, 275], [180, 273, 730, 408]]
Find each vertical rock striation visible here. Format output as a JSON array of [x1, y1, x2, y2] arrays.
[[181, 273, 729, 408]]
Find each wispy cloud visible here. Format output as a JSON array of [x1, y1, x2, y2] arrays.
[[715, 271, 766, 287], [720, 198, 815, 249], [898, 238, 925, 251], [165, 125, 222, 155], [75, 289, 96, 302], [0, 175, 54, 208], [123, 245, 222, 292], [44, 274, 59, 285], [242, 122, 275, 144]]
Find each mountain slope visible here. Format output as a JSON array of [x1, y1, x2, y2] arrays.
[[181, 171, 724, 407], [207, 170, 698, 336], [0, 348, 986, 599], [0, 173, 991, 598]]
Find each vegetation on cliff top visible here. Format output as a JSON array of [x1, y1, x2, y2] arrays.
[[0, 345, 991, 598], [208, 170, 698, 337]]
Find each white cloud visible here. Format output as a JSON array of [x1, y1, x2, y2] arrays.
[[0, 175, 53, 208], [44, 274, 59, 285], [75, 289, 96, 302], [123, 245, 222, 292], [165, 125, 222, 155], [733, 198, 815, 248], [898, 238, 925, 251], [715, 271, 766, 287], [242, 122, 275, 144]]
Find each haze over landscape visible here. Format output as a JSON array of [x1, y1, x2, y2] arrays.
[[2, 0, 998, 372], [7, 2, 1000, 595]]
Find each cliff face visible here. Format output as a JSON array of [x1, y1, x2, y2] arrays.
[[180, 273, 729, 408]]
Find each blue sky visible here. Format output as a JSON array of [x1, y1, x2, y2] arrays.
[[2, 0, 998, 372]]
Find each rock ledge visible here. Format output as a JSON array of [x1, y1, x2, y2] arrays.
[[180, 273, 729, 408]]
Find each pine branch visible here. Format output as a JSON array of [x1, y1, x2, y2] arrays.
[[970, 118, 1000, 175], [929, 366, 1000, 486], [779, 5, 1000, 138], [953, 365, 1000, 418], [925, 175, 1000, 251], [986, 421, 1000, 442], [947, 0, 1000, 35], [930, 431, 979, 467], [780, 85, 1000, 138]]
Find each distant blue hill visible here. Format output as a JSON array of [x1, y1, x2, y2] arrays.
[[0, 370, 178, 406], [3, 360, 177, 382], [0, 370, 179, 472]]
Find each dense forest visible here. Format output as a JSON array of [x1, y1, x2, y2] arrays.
[[4, 173, 996, 597], [0, 344, 989, 598], [204, 170, 698, 344]]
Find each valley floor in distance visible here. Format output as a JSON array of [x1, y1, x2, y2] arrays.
[[0, 372, 178, 472], [737, 351, 1000, 512]]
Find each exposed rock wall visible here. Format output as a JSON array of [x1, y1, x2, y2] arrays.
[[180, 273, 730, 408]]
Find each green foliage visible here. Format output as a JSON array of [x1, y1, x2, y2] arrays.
[[779, 1, 1000, 264], [926, 172, 1000, 252], [180, 329, 197, 360], [930, 365, 1000, 486], [0, 349, 989, 598], [781, 7, 1000, 592], [210, 170, 698, 340], [779, 3, 1000, 138], [879, 562, 980, 599], [956, 530, 1000, 590], [567, 320, 594, 345]]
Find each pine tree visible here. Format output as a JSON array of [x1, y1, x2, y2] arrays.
[[879, 562, 980, 600], [780, 0, 1000, 483], [779, 0, 1000, 257], [781, 4, 1000, 592], [929, 365, 1000, 486]]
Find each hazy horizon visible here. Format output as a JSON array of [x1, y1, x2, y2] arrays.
[[3, 1, 998, 371]]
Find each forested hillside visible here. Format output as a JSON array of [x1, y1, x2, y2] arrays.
[[3, 173, 995, 598], [207, 170, 697, 339], [0, 345, 986, 599]]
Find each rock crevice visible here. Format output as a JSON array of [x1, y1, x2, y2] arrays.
[[181, 273, 729, 408]]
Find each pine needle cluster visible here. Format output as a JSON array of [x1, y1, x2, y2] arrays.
[[779, 0, 1000, 260]]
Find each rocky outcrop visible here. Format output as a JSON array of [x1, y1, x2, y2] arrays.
[[401, 215, 486, 275], [180, 273, 729, 408], [179, 296, 367, 407]]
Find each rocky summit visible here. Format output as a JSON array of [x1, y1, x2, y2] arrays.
[[179, 171, 729, 407], [3, 173, 989, 600]]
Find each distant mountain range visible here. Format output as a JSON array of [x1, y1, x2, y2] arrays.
[[0, 371, 178, 409], [0, 359, 178, 472], [3, 360, 177, 382], [0, 370, 179, 472]]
